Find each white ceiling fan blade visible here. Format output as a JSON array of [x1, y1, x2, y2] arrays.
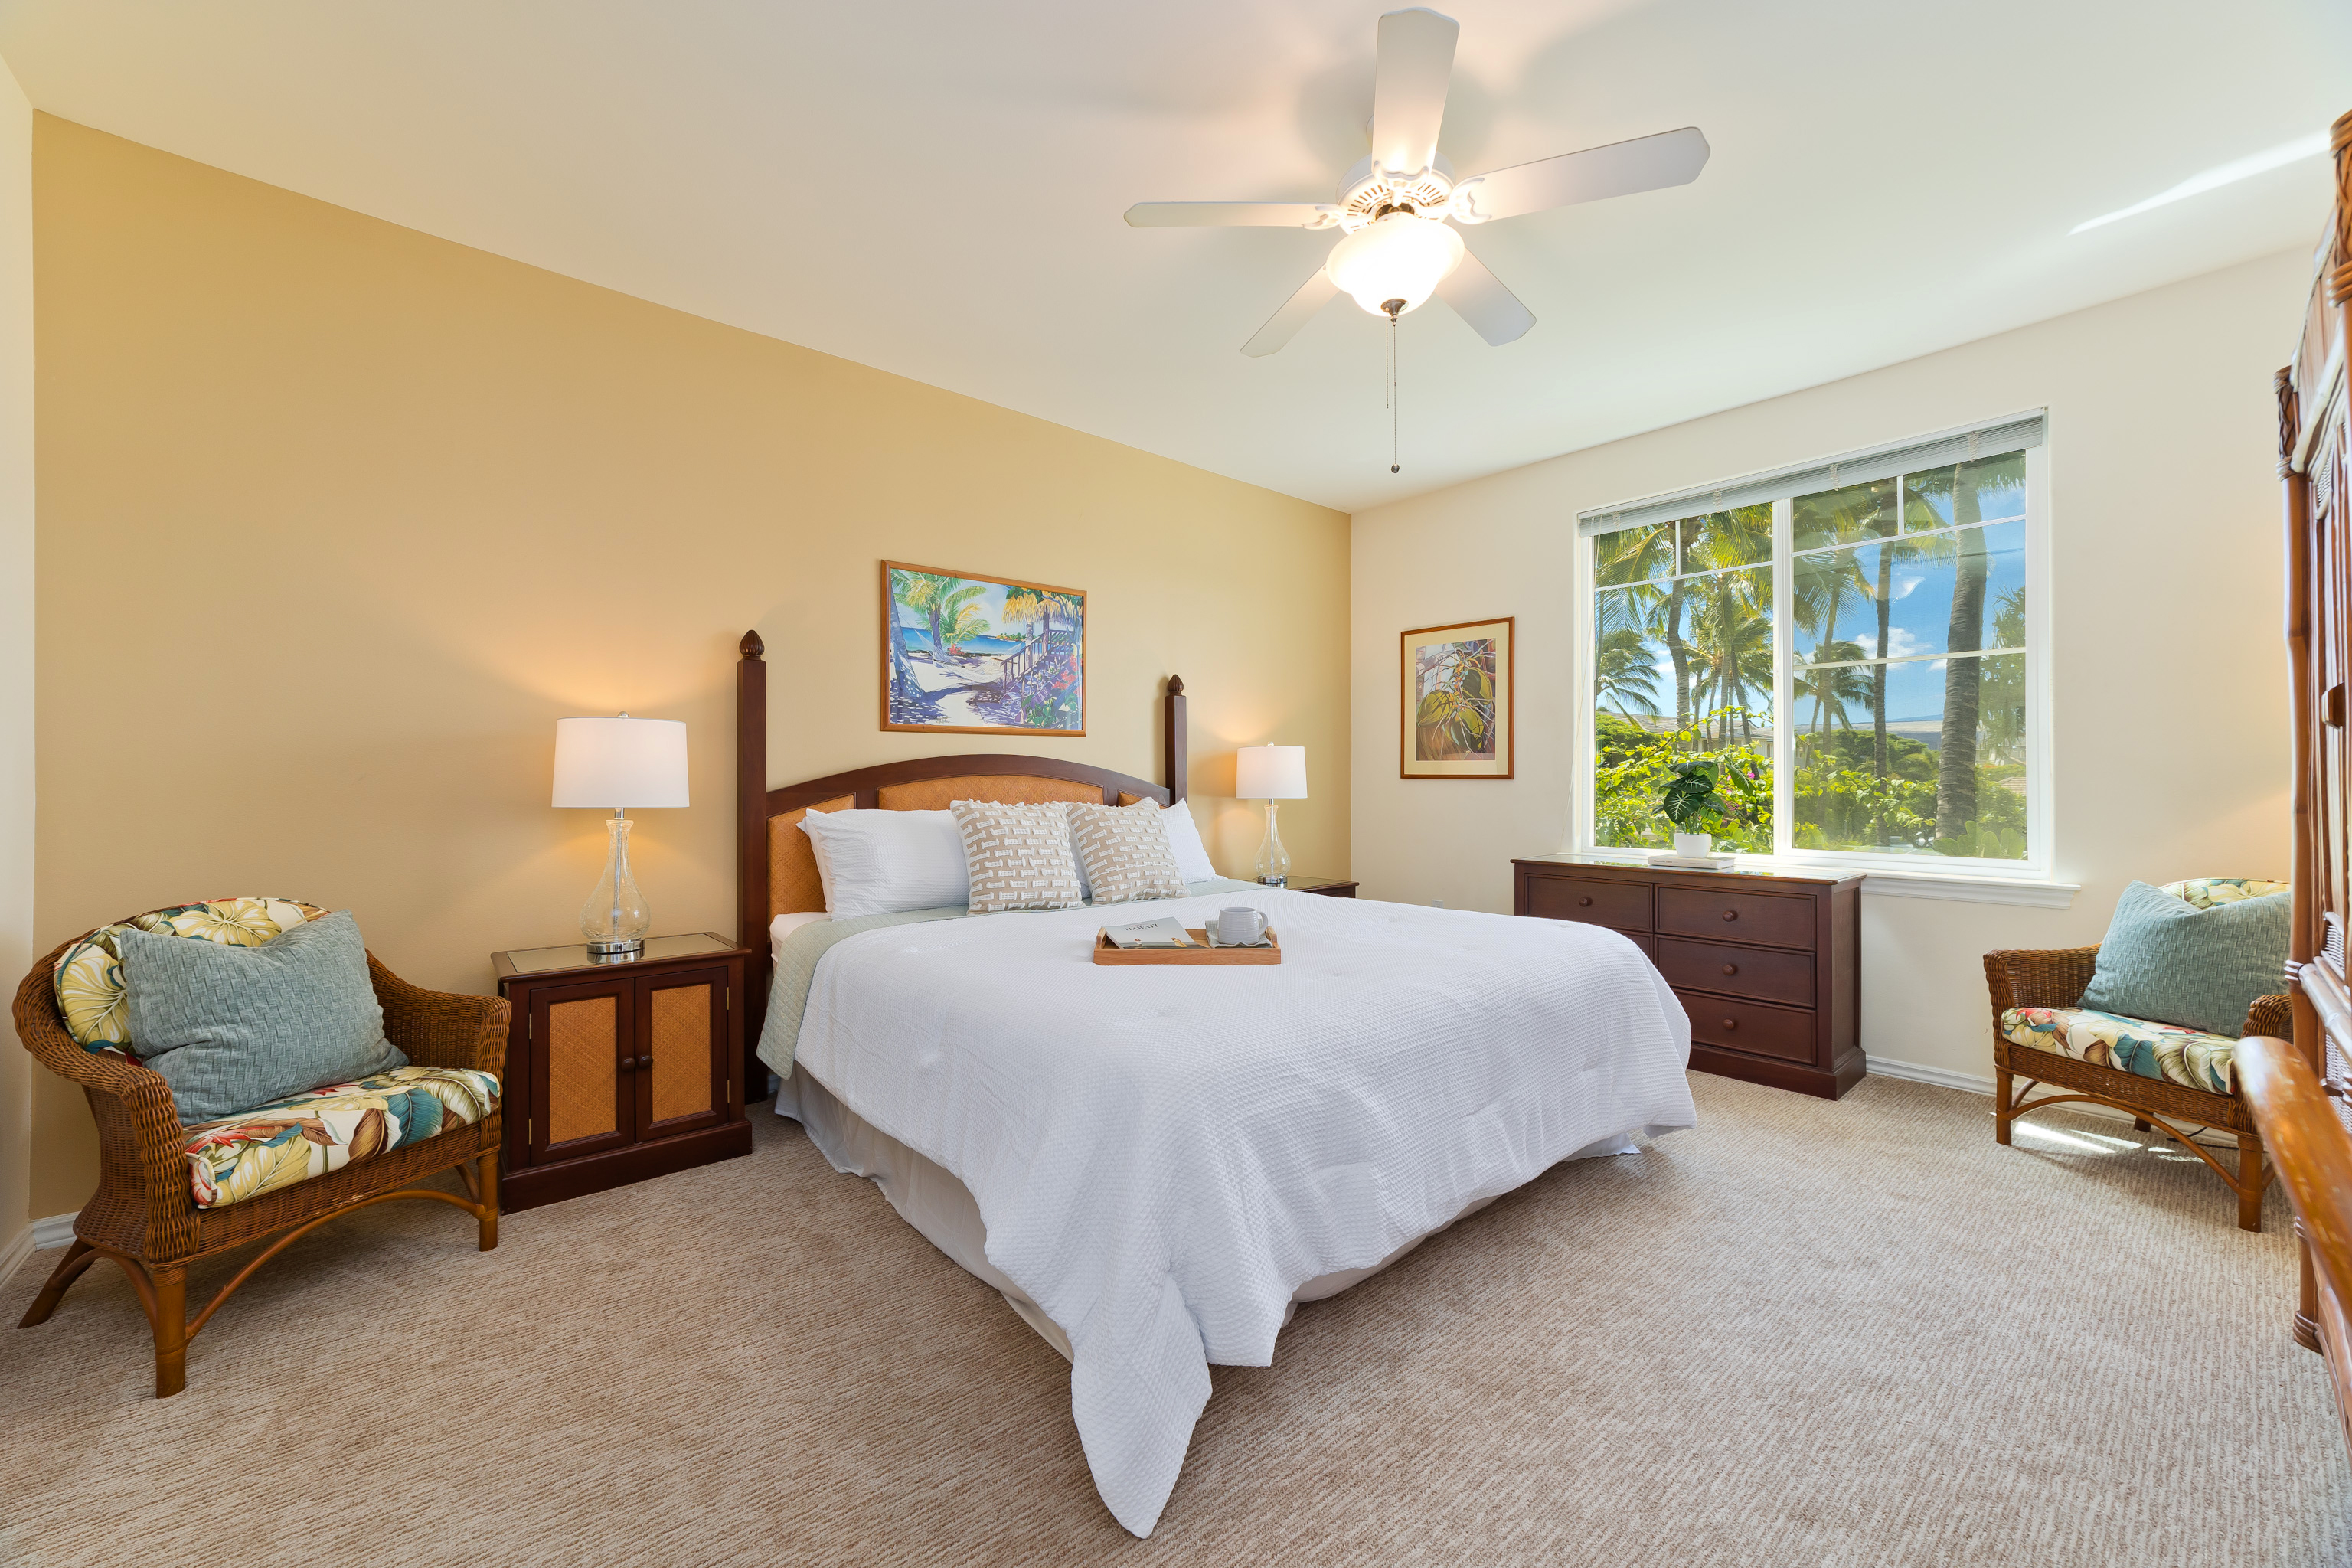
[[1435, 250, 1534, 345], [1370, 8, 1459, 176], [1242, 268, 1341, 357], [1451, 127, 1710, 224], [1125, 202, 1341, 229]]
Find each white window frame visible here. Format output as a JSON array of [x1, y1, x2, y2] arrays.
[[1573, 420, 2056, 886]]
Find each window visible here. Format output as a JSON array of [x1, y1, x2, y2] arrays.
[[1583, 416, 2043, 868]]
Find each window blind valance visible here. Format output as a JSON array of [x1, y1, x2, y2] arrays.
[[1576, 412, 2045, 538]]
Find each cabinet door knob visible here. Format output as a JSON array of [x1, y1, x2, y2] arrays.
[[1721, 1018, 1738, 1030], [1722, 963, 1738, 975], [1721, 909, 1738, 921], [1579, 897, 1593, 907]]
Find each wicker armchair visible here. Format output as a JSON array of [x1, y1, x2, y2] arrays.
[[12, 918, 508, 1396], [1985, 943, 2288, 1232]]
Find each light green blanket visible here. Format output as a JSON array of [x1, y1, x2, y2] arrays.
[[755, 879, 1261, 1079]]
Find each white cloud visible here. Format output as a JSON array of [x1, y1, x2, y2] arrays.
[[1887, 568, 1927, 601]]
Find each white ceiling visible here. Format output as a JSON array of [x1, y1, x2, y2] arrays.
[[2, 0, 2347, 513]]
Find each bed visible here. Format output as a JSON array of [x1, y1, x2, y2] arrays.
[[733, 633, 1697, 1535]]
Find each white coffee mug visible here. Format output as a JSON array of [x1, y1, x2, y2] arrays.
[[1214, 906, 1268, 946]]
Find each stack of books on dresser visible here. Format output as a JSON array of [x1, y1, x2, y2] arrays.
[[1646, 849, 1737, 870]]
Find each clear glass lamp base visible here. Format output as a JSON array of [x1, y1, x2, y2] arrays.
[[581, 813, 652, 959], [1255, 801, 1291, 887]]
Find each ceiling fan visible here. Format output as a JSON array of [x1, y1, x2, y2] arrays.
[[1125, 6, 1710, 358]]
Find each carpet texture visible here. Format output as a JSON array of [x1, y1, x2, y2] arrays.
[[2, 1073, 2346, 1566]]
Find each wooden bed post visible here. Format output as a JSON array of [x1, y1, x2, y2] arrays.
[[1165, 675, 1187, 804], [738, 630, 772, 1095]]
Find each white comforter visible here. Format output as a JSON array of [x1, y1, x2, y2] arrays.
[[789, 887, 1694, 1536]]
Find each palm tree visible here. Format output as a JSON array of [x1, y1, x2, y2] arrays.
[[1594, 627, 1662, 722], [1907, 456, 2024, 842], [1795, 642, 1874, 741], [1595, 524, 1687, 729], [895, 572, 987, 667], [1687, 573, 1773, 746]]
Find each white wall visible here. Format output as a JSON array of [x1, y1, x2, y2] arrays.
[[0, 56, 32, 1274], [1352, 249, 2311, 1087]]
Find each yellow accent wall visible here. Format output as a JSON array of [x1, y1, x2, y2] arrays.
[[30, 116, 1349, 1219]]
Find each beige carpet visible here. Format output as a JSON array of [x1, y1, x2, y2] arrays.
[[2, 1073, 2346, 1566]]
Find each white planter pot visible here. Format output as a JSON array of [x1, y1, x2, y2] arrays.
[[1671, 831, 1713, 858]]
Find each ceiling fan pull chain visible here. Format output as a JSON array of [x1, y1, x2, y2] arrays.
[[1387, 302, 1402, 474]]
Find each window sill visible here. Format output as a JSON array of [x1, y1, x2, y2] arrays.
[[1854, 867, 2076, 910], [1569, 850, 2076, 909]]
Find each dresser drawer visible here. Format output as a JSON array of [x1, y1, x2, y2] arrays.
[[1523, 875, 1651, 932], [1678, 990, 1817, 1063], [1657, 887, 1815, 949], [1655, 936, 1815, 1007]]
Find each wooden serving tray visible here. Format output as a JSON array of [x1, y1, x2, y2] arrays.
[[1093, 928, 1281, 965]]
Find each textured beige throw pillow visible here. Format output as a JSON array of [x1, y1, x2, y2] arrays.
[[950, 800, 1086, 913], [1069, 801, 1189, 904]]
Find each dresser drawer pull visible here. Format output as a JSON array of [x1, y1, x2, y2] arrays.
[[1721, 910, 1738, 921], [1579, 897, 1593, 907], [1720, 1018, 1738, 1031], [1722, 963, 1738, 975]]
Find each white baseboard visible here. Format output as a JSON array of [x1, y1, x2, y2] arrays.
[[0, 1222, 30, 1289], [1865, 1053, 2147, 1126], [30, 1212, 74, 1249]]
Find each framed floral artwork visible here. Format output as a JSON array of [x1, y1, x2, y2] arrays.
[[883, 562, 1086, 736], [1400, 617, 1514, 779]]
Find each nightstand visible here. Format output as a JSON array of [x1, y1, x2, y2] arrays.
[[491, 932, 753, 1212], [1276, 874, 1358, 898]]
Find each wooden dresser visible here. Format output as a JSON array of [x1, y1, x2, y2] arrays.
[[1512, 855, 1864, 1099]]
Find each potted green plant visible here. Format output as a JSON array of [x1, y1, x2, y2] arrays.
[[1658, 758, 1733, 858]]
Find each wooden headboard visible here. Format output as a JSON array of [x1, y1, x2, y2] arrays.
[[733, 629, 1187, 1040]]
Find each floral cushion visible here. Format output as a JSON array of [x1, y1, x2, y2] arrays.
[[2160, 878, 2291, 911], [183, 1065, 500, 1209], [2001, 1006, 2238, 1096], [52, 897, 326, 1052]]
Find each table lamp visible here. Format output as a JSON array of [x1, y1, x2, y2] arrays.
[[1235, 744, 1306, 887], [553, 714, 689, 958]]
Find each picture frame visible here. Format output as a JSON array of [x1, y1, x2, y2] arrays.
[[882, 561, 1087, 737], [1400, 617, 1514, 779]]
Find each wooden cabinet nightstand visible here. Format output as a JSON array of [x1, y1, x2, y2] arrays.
[[1277, 874, 1358, 898], [491, 933, 753, 1212]]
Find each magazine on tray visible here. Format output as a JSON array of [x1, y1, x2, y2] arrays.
[[1101, 916, 1200, 949]]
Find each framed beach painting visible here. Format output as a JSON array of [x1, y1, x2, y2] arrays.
[[1400, 617, 1514, 779], [883, 562, 1087, 737]]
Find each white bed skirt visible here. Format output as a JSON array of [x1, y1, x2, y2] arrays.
[[773, 1063, 1606, 1361]]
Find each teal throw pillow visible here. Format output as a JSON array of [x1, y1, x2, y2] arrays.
[[2078, 880, 2290, 1037], [119, 910, 408, 1123]]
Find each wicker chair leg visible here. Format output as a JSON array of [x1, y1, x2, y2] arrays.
[[150, 1263, 188, 1398], [477, 1150, 500, 1253], [1994, 1066, 2014, 1146], [17, 1239, 98, 1328], [2237, 1134, 2265, 1234], [2133, 1117, 2151, 1132]]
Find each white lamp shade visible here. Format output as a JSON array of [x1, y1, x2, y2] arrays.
[[1236, 744, 1308, 800], [1324, 214, 1465, 316], [552, 717, 690, 808]]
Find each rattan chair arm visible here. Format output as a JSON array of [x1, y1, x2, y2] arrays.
[[369, 956, 510, 1080], [15, 937, 200, 1257], [2243, 992, 2293, 1041], [1983, 945, 2101, 1021]]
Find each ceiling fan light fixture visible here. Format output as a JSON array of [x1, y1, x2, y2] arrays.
[[1324, 212, 1465, 317]]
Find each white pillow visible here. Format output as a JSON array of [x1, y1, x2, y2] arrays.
[[798, 808, 969, 919], [1158, 802, 1218, 883]]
